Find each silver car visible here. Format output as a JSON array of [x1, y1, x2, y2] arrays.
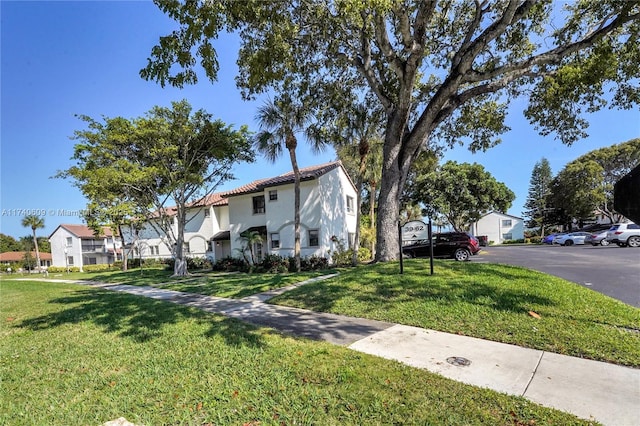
[[606, 222, 640, 247], [584, 230, 610, 246]]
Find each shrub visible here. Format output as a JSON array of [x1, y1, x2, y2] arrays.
[[259, 254, 290, 273], [502, 239, 525, 245], [301, 255, 329, 271], [47, 266, 81, 273], [212, 256, 246, 272], [526, 236, 543, 244], [83, 264, 115, 273]]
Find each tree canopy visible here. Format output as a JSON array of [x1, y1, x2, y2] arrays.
[[142, 0, 640, 260], [59, 100, 254, 275], [409, 161, 515, 232], [548, 138, 640, 226]]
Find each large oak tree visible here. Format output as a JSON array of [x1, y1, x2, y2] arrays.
[[142, 0, 640, 261]]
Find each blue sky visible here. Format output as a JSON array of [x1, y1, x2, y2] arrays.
[[1, 1, 639, 240]]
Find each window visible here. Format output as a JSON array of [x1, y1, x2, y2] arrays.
[[269, 190, 278, 201], [208, 241, 214, 252], [502, 233, 513, 240], [86, 257, 97, 265], [151, 246, 160, 255], [271, 233, 280, 249], [204, 209, 211, 218], [308, 229, 319, 247], [67, 256, 74, 265], [66, 237, 73, 247], [253, 195, 266, 214], [346, 196, 355, 214], [502, 219, 512, 227]]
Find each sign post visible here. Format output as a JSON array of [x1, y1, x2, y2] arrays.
[[400, 219, 434, 275], [398, 221, 403, 275]]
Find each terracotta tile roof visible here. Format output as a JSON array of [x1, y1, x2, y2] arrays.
[[124, 161, 348, 217], [188, 192, 230, 207], [0, 251, 53, 262], [224, 161, 343, 197], [55, 224, 115, 238]]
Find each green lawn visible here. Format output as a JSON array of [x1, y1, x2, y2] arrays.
[[0, 280, 593, 425], [270, 260, 640, 367], [79, 267, 334, 299]]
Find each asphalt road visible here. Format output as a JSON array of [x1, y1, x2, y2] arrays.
[[474, 244, 640, 308]]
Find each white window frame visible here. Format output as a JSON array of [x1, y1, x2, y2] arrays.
[[502, 219, 512, 227], [308, 229, 319, 247], [269, 190, 278, 201], [346, 196, 355, 214], [270, 233, 280, 249], [253, 195, 266, 214]]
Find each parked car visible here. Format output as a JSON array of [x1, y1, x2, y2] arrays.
[[402, 232, 480, 261], [606, 222, 640, 247], [543, 233, 564, 244], [552, 232, 591, 246], [584, 230, 611, 246]]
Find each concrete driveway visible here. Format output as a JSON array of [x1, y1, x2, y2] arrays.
[[475, 244, 640, 307]]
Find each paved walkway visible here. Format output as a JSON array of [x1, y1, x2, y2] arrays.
[[30, 277, 640, 425]]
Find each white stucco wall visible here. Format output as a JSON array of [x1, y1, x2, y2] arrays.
[[319, 167, 358, 255], [472, 212, 524, 244], [49, 227, 81, 269]]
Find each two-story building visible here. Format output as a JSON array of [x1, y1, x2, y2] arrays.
[[120, 161, 358, 263], [469, 211, 525, 244], [49, 224, 122, 270]]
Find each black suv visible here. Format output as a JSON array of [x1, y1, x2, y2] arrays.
[[402, 232, 481, 261]]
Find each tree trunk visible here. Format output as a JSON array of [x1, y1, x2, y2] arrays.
[[352, 174, 364, 266], [288, 147, 301, 272], [173, 206, 189, 276], [374, 119, 407, 262], [32, 229, 41, 271], [369, 182, 377, 257], [118, 224, 128, 271]]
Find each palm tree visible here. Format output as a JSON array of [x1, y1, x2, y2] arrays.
[[237, 230, 263, 266], [255, 95, 324, 272], [334, 104, 384, 265], [21, 215, 44, 271]]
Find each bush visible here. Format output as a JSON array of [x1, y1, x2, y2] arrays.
[[502, 239, 525, 245], [527, 236, 543, 244], [83, 264, 115, 273], [212, 256, 246, 272], [47, 266, 81, 273], [300, 255, 329, 271], [332, 246, 371, 267], [258, 254, 290, 273], [164, 257, 213, 271]]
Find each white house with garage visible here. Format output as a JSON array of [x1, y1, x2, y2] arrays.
[[118, 161, 358, 263], [469, 211, 525, 244]]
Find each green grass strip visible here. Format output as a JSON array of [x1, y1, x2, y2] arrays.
[[1, 280, 594, 425]]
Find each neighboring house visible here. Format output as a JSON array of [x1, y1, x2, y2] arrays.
[[0, 251, 52, 270], [122, 161, 358, 263], [49, 224, 122, 271], [121, 193, 230, 261], [469, 212, 525, 244]]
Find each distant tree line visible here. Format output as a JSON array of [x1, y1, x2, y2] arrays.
[[524, 138, 640, 235]]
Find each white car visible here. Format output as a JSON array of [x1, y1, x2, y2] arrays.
[[552, 232, 591, 246], [606, 222, 640, 247]]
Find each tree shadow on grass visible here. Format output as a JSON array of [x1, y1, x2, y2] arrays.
[[274, 261, 557, 316], [16, 288, 266, 348]]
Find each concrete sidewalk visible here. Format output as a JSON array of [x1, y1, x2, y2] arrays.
[[35, 278, 640, 425]]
